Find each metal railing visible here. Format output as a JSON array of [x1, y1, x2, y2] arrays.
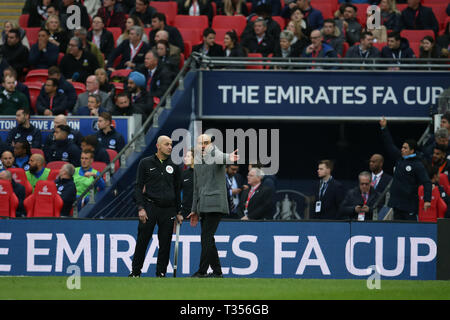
[[72, 55, 195, 216]]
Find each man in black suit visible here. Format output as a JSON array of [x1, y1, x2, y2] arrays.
[[192, 28, 224, 57], [310, 159, 345, 220], [224, 164, 245, 218], [149, 12, 184, 53], [369, 153, 393, 195], [88, 15, 115, 60], [400, 0, 439, 36], [237, 168, 273, 220], [339, 171, 381, 221]]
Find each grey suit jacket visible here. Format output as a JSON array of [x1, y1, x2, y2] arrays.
[[73, 90, 113, 114], [192, 145, 230, 215]]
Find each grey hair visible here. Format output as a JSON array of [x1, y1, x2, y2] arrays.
[[250, 167, 265, 179], [358, 171, 372, 182], [435, 128, 449, 140], [254, 17, 267, 28], [280, 30, 294, 43], [70, 36, 82, 49], [62, 163, 75, 177], [75, 27, 87, 36], [130, 25, 143, 38]]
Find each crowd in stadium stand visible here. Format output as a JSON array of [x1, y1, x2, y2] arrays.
[[0, 0, 449, 219]]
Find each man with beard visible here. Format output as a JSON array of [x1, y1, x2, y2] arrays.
[[0, 28, 29, 79], [44, 125, 81, 167], [126, 71, 149, 111], [13, 140, 31, 170], [6, 107, 42, 149], [36, 78, 70, 116], [422, 128, 450, 161], [0, 74, 29, 116], [26, 153, 51, 190], [1, 150, 15, 170], [429, 145, 450, 175]]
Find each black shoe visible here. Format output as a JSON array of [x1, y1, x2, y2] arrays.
[[207, 272, 223, 278], [156, 272, 166, 278], [128, 272, 141, 278], [191, 271, 207, 278]]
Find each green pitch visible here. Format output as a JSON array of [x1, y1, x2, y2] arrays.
[[1, 277, 449, 300]]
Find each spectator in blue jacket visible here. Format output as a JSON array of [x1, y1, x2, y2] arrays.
[[36, 78, 70, 115], [44, 124, 81, 167], [96, 112, 126, 153], [81, 134, 111, 165], [282, 0, 324, 31], [381, 31, 415, 70], [28, 28, 59, 69], [302, 29, 338, 69], [6, 107, 42, 149]]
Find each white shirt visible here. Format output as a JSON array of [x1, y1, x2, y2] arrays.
[[371, 170, 383, 188]]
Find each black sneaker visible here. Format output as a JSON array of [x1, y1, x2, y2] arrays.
[[207, 272, 223, 278], [128, 272, 141, 278], [156, 272, 166, 278], [191, 271, 207, 278]]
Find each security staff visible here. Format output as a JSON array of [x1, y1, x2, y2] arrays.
[[43, 125, 81, 167], [95, 112, 126, 153], [129, 135, 183, 278]]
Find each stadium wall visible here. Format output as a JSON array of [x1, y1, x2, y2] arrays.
[[0, 219, 437, 280]]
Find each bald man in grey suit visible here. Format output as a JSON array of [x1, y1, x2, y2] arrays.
[[188, 134, 239, 278]]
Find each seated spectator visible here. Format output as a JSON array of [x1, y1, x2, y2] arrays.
[[0, 73, 29, 116], [285, 20, 310, 55], [381, 31, 415, 70], [429, 144, 450, 175], [236, 167, 273, 220], [45, 14, 69, 53], [73, 27, 105, 69], [28, 28, 59, 69], [76, 93, 108, 116], [339, 171, 381, 221], [43, 114, 83, 150], [177, 0, 213, 23], [36, 78, 70, 115], [379, 0, 401, 32], [0, 28, 29, 79], [437, 21, 450, 57], [152, 30, 181, 65], [223, 30, 247, 58], [302, 29, 338, 68], [26, 153, 51, 190], [129, 0, 157, 28], [25, 0, 53, 28], [0, 170, 26, 217], [241, 17, 276, 57], [1, 68, 31, 108], [80, 135, 111, 165], [242, 4, 281, 44], [73, 75, 113, 114], [95, 68, 116, 98], [281, 0, 324, 31], [110, 92, 145, 117], [59, 37, 100, 83], [45, 4, 60, 22], [107, 26, 150, 72], [60, 0, 91, 30], [400, 0, 439, 36], [7, 107, 42, 148], [55, 163, 77, 217], [219, 0, 249, 16], [273, 30, 302, 64], [334, 3, 362, 47], [96, 0, 127, 31], [74, 150, 106, 208], [0, 21, 30, 49], [155, 40, 181, 74], [345, 31, 380, 63], [43, 124, 81, 166], [96, 112, 126, 153], [87, 16, 115, 61], [289, 6, 311, 38], [126, 71, 151, 108], [321, 19, 344, 57], [13, 140, 31, 170], [418, 166, 447, 222], [116, 15, 149, 47], [419, 35, 442, 59], [1, 150, 15, 170], [364, 9, 388, 44], [137, 51, 174, 115], [422, 128, 450, 161], [43, 66, 77, 113], [192, 28, 224, 58], [149, 12, 185, 52]]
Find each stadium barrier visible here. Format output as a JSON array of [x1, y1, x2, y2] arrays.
[[0, 218, 437, 280]]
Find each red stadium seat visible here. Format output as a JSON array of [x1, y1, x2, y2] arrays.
[[106, 149, 120, 171], [409, 41, 420, 57], [25, 69, 48, 83], [110, 69, 132, 79], [91, 162, 107, 179], [57, 52, 64, 65], [106, 27, 122, 45], [111, 82, 124, 95], [179, 52, 185, 69], [246, 53, 263, 70], [7, 168, 33, 197], [214, 28, 228, 46], [246, 2, 252, 13], [342, 42, 349, 57], [400, 29, 435, 42], [24, 181, 63, 217], [174, 15, 208, 31], [439, 173, 450, 196], [429, 4, 448, 31], [144, 27, 152, 36], [23, 81, 43, 114], [212, 15, 247, 37], [72, 82, 87, 95], [46, 169, 60, 181], [272, 16, 286, 30], [24, 27, 40, 46], [31, 148, 45, 156], [46, 161, 69, 170], [150, 1, 178, 26], [311, 0, 338, 13], [211, 1, 217, 16], [313, 3, 335, 20], [0, 180, 19, 218], [179, 28, 202, 46], [372, 42, 387, 52], [19, 14, 29, 28], [396, 4, 408, 12], [352, 4, 369, 26]]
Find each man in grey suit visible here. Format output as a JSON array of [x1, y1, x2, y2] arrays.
[[188, 134, 239, 278], [73, 75, 113, 114]]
